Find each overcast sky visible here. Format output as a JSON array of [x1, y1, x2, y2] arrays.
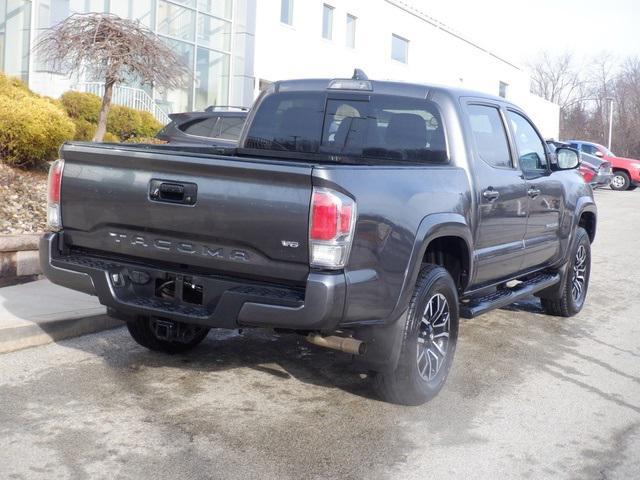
[[407, 0, 639, 66]]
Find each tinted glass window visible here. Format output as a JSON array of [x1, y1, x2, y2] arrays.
[[181, 117, 219, 137], [245, 92, 447, 164], [507, 111, 548, 172], [581, 144, 598, 155], [217, 117, 245, 140], [468, 105, 511, 168], [321, 96, 447, 163], [245, 92, 325, 153]]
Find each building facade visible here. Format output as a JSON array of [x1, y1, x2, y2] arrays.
[[0, 0, 559, 136]]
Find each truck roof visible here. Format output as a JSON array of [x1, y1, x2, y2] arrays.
[[272, 77, 512, 106]]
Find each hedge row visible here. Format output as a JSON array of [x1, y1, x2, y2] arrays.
[[0, 73, 164, 169], [0, 74, 75, 168], [60, 91, 162, 142]]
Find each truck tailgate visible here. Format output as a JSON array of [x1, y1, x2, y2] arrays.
[[59, 143, 312, 283]]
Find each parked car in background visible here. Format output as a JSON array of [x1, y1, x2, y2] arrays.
[[156, 107, 248, 147], [547, 141, 612, 188], [567, 140, 640, 191]]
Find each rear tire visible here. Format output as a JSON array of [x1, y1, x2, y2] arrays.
[[627, 185, 637, 191], [127, 317, 209, 354], [610, 171, 630, 191], [373, 265, 459, 406], [541, 227, 591, 317]]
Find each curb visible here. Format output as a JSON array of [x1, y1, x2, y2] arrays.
[[0, 233, 43, 287], [0, 314, 123, 354]]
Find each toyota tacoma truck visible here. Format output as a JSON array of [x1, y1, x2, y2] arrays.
[[40, 72, 596, 405]]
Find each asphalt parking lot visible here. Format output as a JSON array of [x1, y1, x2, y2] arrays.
[[1, 188, 639, 480]]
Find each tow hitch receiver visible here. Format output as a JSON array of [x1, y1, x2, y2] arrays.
[[152, 318, 178, 341], [151, 318, 206, 344]]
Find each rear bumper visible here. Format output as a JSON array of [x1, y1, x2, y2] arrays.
[[39, 233, 345, 331]]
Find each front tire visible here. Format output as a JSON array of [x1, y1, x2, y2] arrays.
[[610, 171, 630, 191], [373, 265, 459, 406], [127, 317, 210, 354], [541, 227, 591, 317]]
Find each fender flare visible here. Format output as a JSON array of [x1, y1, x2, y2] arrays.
[[390, 213, 473, 321], [573, 197, 597, 244]]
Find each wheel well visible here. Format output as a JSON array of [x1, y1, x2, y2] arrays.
[[422, 236, 470, 292], [579, 211, 596, 243], [612, 168, 630, 176]]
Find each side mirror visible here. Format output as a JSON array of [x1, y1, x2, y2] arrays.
[[594, 150, 604, 158], [555, 147, 580, 170]]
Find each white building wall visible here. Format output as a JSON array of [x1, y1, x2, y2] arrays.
[[249, 0, 559, 137]]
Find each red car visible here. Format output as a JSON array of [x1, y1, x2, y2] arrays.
[[568, 140, 640, 191]]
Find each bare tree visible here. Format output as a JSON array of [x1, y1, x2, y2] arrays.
[[528, 51, 585, 109], [36, 13, 190, 141]]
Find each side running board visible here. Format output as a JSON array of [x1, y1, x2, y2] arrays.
[[459, 272, 560, 319]]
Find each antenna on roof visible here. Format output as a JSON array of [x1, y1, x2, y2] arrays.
[[352, 68, 368, 81]]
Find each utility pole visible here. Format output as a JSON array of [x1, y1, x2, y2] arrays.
[[607, 97, 614, 151]]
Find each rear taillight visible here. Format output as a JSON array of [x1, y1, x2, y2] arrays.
[[309, 188, 356, 269], [47, 159, 64, 230]]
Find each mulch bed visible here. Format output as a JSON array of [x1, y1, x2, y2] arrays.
[[0, 164, 48, 234]]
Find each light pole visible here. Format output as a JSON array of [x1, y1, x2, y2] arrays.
[[607, 97, 614, 151]]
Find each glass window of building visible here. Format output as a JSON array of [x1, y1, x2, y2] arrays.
[[166, 0, 196, 7], [157, 38, 194, 113], [346, 14, 356, 48], [0, 0, 32, 82], [322, 4, 333, 40], [280, 0, 293, 25], [499, 81, 508, 98], [198, 0, 232, 19], [391, 34, 408, 63], [158, 0, 196, 41], [109, 0, 154, 28], [195, 47, 229, 110], [197, 13, 231, 51]]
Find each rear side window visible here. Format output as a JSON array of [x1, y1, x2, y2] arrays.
[[245, 92, 447, 164], [181, 117, 219, 137], [217, 117, 245, 140], [467, 104, 512, 168]]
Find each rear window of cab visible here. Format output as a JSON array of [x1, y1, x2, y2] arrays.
[[243, 92, 448, 164]]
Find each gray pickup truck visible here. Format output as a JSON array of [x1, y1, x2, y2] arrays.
[[41, 72, 596, 405]]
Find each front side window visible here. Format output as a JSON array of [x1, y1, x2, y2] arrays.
[[391, 34, 409, 63], [245, 92, 447, 164], [280, 0, 293, 25], [322, 4, 334, 40], [467, 105, 512, 168], [507, 111, 548, 173], [581, 143, 598, 155]]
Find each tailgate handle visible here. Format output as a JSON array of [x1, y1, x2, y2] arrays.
[[149, 180, 197, 205]]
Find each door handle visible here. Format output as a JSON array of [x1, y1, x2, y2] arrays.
[[527, 188, 541, 198], [149, 179, 197, 205], [482, 189, 500, 201]]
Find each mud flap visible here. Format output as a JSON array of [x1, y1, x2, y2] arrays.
[[352, 310, 408, 373]]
